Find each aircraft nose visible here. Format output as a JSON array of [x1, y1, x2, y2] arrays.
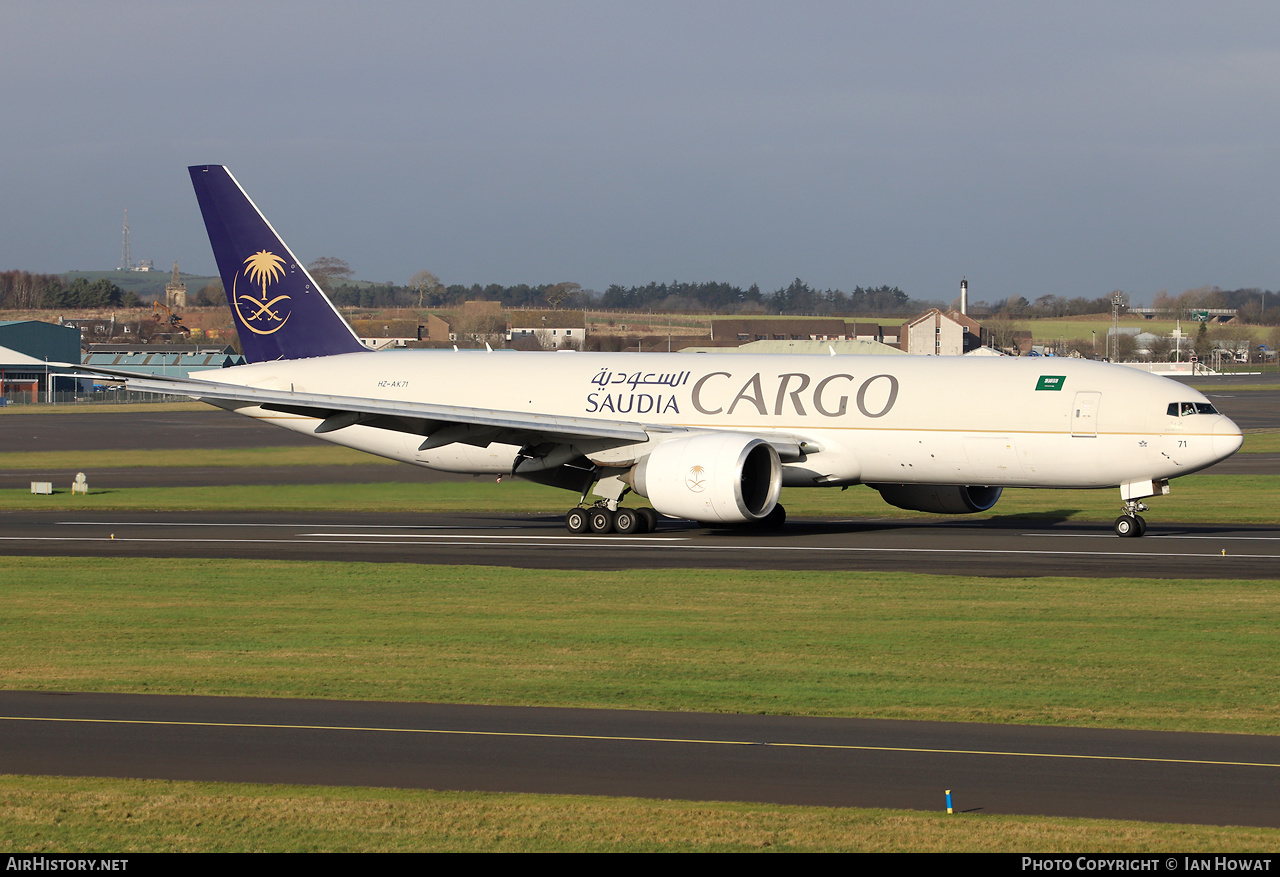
[[1212, 417, 1244, 461]]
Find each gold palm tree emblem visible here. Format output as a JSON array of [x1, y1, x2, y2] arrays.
[[243, 250, 286, 300]]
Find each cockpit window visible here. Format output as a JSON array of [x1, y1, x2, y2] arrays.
[[1167, 402, 1219, 417]]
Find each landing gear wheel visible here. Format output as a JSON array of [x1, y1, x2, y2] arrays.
[[637, 508, 659, 534], [1114, 514, 1139, 537], [588, 507, 616, 534], [613, 507, 640, 535], [1117, 499, 1150, 538], [565, 508, 589, 534]]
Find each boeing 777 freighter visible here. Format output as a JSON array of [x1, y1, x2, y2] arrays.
[[115, 166, 1243, 537]]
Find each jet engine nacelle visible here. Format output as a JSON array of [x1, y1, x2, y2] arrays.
[[872, 483, 1003, 514], [630, 433, 783, 524]]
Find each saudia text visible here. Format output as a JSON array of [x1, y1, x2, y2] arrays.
[[585, 369, 899, 419]]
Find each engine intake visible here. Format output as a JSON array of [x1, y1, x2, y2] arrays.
[[630, 433, 782, 524]]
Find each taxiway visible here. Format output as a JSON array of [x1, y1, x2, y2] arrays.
[[1, 510, 1277, 578], [3, 691, 1278, 828]]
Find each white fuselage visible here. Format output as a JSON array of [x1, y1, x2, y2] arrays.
[[199, 351, 1242, 491]]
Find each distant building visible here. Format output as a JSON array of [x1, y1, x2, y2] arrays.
[[59, 316, 120, 341], [681, 338, 904, 355], [164, 261, 187, 310], [1, 320, 83, 363], [506, 310, 586, 349], [422, 305, 588, 349], [0, 320, 84, 399], [424, 314, 454, 344], [430, 301, 508, 346], [710, 317, 851, 345], [349, 319, 424, 349], [903, 308, 986, 355], [848, 321, 901, 347], [59, 314, 191, 344], [1130, 307, 1236, 323], [703, 313, 988, 354], [82, 344, 245, 379]]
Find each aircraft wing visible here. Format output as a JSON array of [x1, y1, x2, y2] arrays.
[[114, 372, 654, 448]]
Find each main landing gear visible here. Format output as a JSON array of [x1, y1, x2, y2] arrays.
[[564, 473, 659, 535], [565, 504, 658, 535], [1114, 500, 1148, 538]]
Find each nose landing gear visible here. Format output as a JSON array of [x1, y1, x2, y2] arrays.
[[1114, 500, 1149, 538]]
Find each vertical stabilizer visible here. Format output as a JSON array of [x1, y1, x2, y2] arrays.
[[189, 165, 368, 362]]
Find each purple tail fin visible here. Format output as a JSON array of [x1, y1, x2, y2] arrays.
[[189, 165, 368, 363]]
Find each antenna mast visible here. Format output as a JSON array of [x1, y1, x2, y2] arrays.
[[120, 210, 131, 271]]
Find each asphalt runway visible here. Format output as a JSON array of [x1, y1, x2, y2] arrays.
[[2, 509, 1277, 578], [1195, 387, 1280, 432], [1171, 373, 1279, 432], [0, 409, 320, 452], [3, 691, 1278, 828]]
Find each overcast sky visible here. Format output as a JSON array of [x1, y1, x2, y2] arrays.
[[5, 1, 1280, 305]]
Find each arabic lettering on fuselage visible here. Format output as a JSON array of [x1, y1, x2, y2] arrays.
[[585, 369, 689, 415], [584, 367, 899, 420], [590, 369, 693, 391]]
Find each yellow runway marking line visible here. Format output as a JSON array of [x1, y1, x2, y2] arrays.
[[3, 715, 1277, 770]]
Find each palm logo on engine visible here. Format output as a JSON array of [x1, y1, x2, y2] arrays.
[[234, 250, 292, 335], [685, 465, 707, 493]]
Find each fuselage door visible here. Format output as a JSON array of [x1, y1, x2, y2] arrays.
[[1071, 391, 1101, 437]]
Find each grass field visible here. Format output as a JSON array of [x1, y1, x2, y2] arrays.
[[3, 775, 1275, 853], [4, 558, 1279, 734], [1025, 317, 1176, 344]]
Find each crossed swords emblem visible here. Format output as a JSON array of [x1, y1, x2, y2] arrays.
[[236, 294, 290, 322], [235, 250, 292, 334]]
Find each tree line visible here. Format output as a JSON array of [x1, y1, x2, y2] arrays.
[[10, 256, 1280, 327], [304, 257, 933, 315], [323, 275, 932, 317], [972, 293, 1133, 319], [327, 281, 582, 311], [596, 279, 926, 315], [975, 287, 1280, 325], [1149, 286, 1280, 325], [0, 271, 140, 310]]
